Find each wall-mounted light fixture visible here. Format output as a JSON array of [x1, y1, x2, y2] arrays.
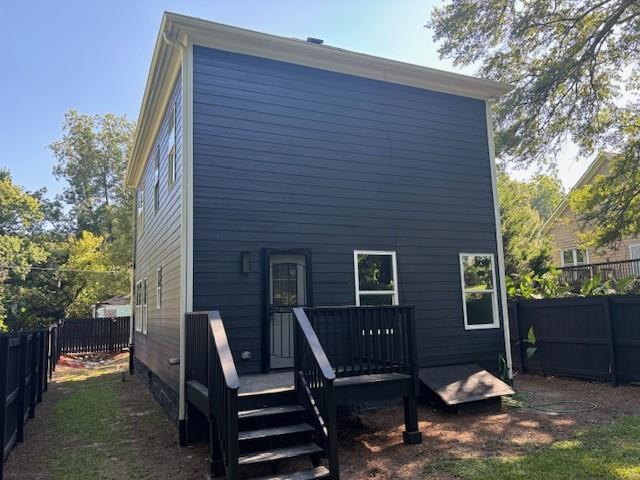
[[241, 252, 251, 273]]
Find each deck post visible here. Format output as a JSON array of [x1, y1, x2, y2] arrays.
[[402, 394, 422, 445], [208, 416, 225, 479], [403, 307, 422, 445]]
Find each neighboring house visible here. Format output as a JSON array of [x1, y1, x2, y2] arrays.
[[125, 12, 513, 479], [542, 153, 640, 274], [92, 295, 131, 318]]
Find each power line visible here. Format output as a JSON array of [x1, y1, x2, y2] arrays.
[[0, 264, 128, 274]]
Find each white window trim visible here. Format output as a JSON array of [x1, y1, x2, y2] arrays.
[[137, 188, 145, 237], [560, 247, 589, 267], [629, 244, 640, 260], [135, 281, 142, 332], [142, 276, 148, 334], [459, 253, 500, 330], [353, 250, 399, 306], [168, 103, 177, 188], [156, 266, 162, 310]]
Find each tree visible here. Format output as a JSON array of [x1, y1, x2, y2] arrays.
[[0, 170, 49, 329], [428, 1, 640, 246], [498, 173, 553, 277], [529, 174, 565, 221], [50, 110, 134, 243], [62, 231, 129, 317]]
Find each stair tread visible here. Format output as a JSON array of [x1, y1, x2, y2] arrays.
[[238, 404, 305, 419], [239, 423, 314, 441], [238, 443, 323, 465], [249, 466, 330, 480]]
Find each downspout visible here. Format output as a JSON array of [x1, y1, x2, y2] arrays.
[[485, 99, 513, 381]]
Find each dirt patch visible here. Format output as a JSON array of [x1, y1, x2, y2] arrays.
[[339, 375, 640, 479], [4, 358, 639, 480]]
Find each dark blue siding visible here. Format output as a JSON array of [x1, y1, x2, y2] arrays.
[[192, 46, 505, 374]]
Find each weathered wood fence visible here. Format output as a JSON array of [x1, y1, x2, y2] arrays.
[[58, 316, 130, 354], [0, 325, 60, 480], [509, 295, 640, 386]]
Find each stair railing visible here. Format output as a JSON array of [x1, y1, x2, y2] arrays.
[[206, 310, 240, 479], [293, 307, 339, 480]]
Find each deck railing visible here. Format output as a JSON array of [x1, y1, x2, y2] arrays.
[[303, 305, 418, 378], [292, 307, 339, 479], [186, 311, 239, 479], [559, 258, 640, 289]]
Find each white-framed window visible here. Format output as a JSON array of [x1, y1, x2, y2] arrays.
[[136, 188, 144, 237], [156, 266, 162, 310], [153, 146, 160, 213], [142, 276, 148, 334], [353, 250, 399, 306], [561, 247, 589, 267], [629, 244, 640, 260], [134, 281, 142, 332], [459, 253, 500, 330], [167, 103, 177, 188]]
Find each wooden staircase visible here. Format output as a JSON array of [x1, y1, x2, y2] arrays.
[[185, 306, 423, 480], [236, 391, 330, 479]]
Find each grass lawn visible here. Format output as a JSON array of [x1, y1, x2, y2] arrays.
[[47, 368, 145, 480], [426, 415, 640, 480]]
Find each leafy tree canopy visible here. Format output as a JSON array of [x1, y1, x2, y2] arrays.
[[498, 172, 560, 277], [428, 0, 640, 247]]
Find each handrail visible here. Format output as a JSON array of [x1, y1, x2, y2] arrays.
[[293, 307, 339, 479], [208, 311, 240, 389], [292, 308, 336, 381], [558, 258, 640, 270], [201, 310, 240, 479]]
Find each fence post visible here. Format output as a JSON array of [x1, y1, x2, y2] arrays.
[[602, 296, 618, 387], [36, 332, 43, 404], [16, 335, 26, 443], [510, 301, 526, 374], [43, 329, 49, 393], [109, 318, 114, 353], [0, 335, 9, 480], [29, 335, 37, 419]]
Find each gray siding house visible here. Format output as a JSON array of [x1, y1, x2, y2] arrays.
[[126, 12, 513, 479]]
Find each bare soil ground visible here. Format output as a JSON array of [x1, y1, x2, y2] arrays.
[[4, 355, 639, 479]]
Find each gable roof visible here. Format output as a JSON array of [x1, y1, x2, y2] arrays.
[[124, 12, 513, 188], [541, 152, 614, 233]]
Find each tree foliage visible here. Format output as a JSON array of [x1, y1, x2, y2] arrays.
[[2, 111, 135, 330], [428, 0, 640, 247], [429, 0, 639, 163], [498, 172, 561, 277], [0, 170, 49, 329]]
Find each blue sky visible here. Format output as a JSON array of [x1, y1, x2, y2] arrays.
[[0, 0, 588, 197]]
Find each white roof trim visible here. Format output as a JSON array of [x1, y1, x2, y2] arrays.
[[125, 12, 513, 188]]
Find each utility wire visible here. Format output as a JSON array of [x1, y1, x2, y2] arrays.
[[0, 265, 128, 274]]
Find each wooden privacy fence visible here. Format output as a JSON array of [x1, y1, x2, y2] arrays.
[[509, 295, 640, 386], [58, 316, 130, 354], [0, 325, 60, 480]]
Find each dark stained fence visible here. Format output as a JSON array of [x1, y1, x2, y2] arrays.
[[58, 317, 130, 354], [1, 325, 58, 480], [509, 295, 640, 385]]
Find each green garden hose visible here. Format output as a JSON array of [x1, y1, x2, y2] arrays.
[[526, 400, 598, 413]]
